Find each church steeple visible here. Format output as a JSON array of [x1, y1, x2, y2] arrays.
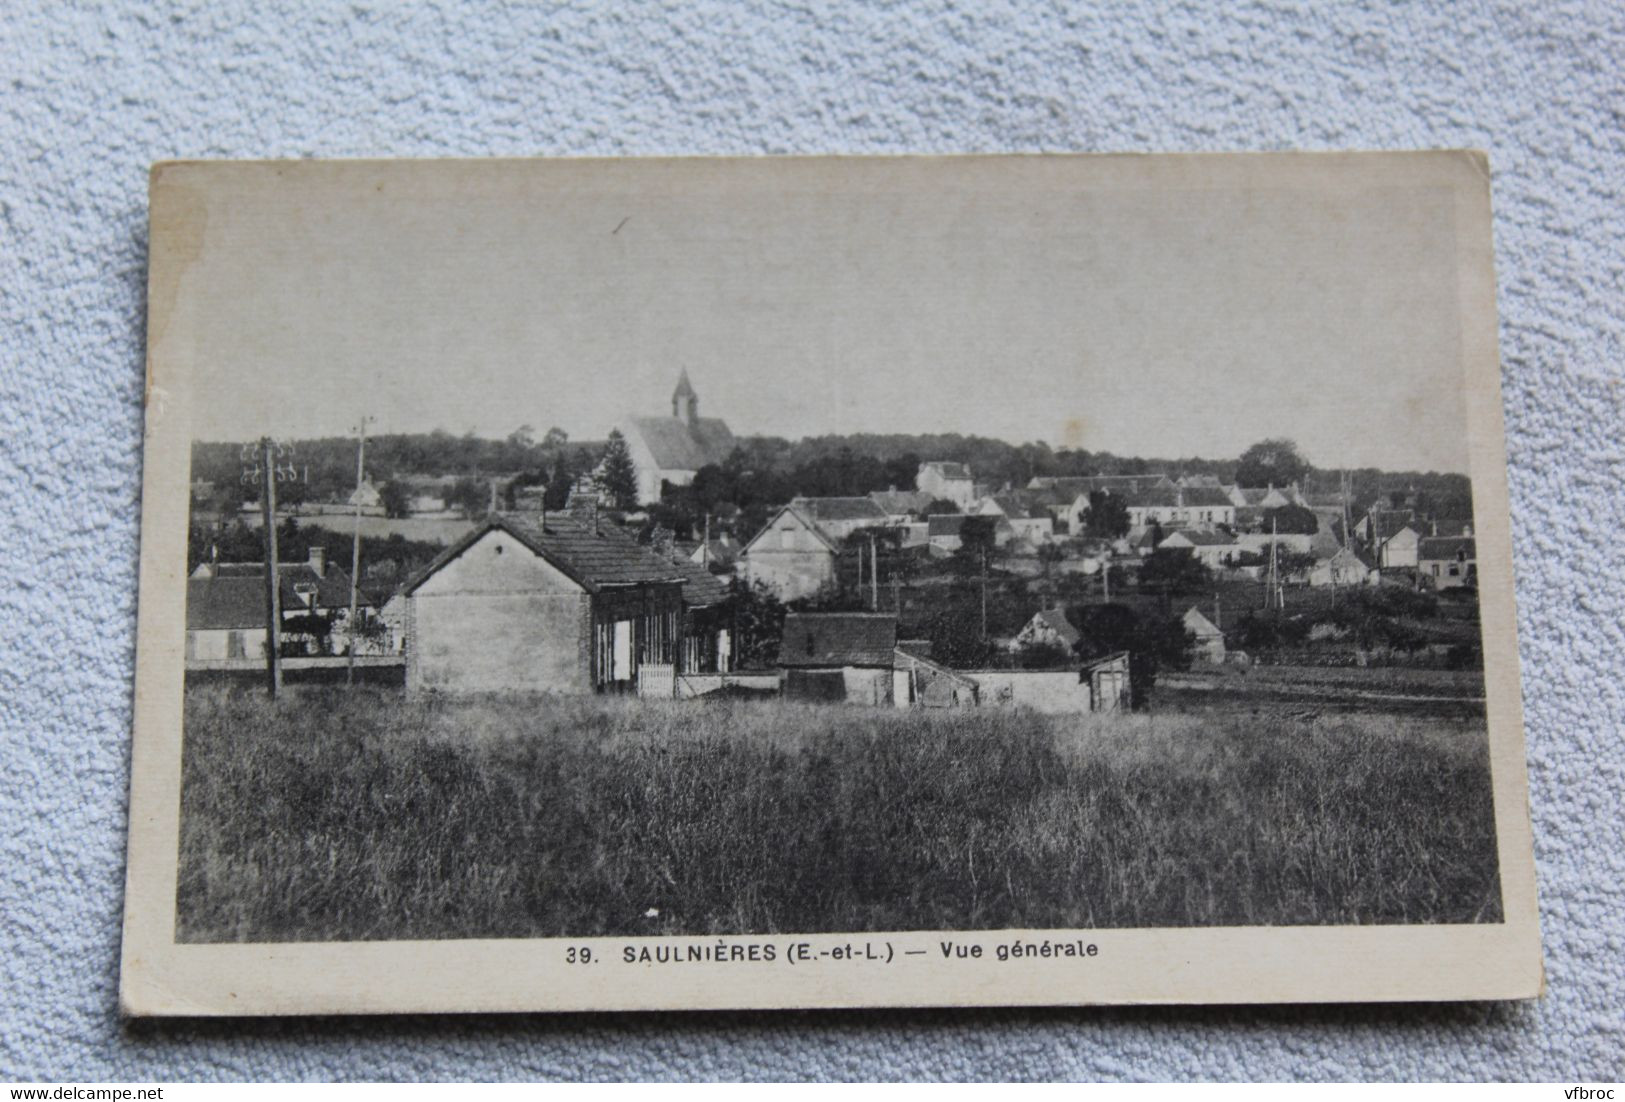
[[672, 369, 699, 425]]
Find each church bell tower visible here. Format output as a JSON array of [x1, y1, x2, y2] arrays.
[[672, 369, 699, 425]]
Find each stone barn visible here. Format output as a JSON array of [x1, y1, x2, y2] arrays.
[[401, 513, 723, 695], [778, 612, 898, 705]]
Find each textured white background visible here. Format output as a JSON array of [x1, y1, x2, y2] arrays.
[[2, 0, 1621, 1082]]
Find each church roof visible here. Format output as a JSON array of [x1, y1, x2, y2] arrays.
[[625, 415, 735, 471], [672, 368, 697, 400]]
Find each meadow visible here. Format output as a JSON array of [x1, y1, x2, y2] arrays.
[[176, 687, 1503, 942]]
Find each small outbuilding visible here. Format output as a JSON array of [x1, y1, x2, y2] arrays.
[[778, 612, 898, 705]]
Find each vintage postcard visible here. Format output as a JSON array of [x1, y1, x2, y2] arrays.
[[122, 152, 1541, 1015]]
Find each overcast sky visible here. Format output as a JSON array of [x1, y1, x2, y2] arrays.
[[180, 156, 1474, 472]]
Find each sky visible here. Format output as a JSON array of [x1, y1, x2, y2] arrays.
[[176, 156, 1476, 472]]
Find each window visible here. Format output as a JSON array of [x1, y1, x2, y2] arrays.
[[780, 528, 794, 549]]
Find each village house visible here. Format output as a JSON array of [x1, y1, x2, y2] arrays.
[[1358, 510, 1423, 575], [347, 479, 384, 513], [618, 370, 737, 505], [1307, 545, 1376, 588], [790, 496, 892, 541], [868, 488, 935, 524], [741, 503, 841, 601], [399, 512, 730, 695], [1182, 605, 1226, 665], [927, 512, 1014, 552], [1224, 483, 1306, 509], [1157, 528, 1240, 568], [1232, 530, 1316, 558], [778, 612, 898, 705], [1010, 608, 1081, 654], [1028, 473, 1172, 496], [915, 461, 977, 508], [1418, 535, 1477, 589], [973, 493, 1055, 543], [1115, 485, 1237, 531], [186, 547, 374, 661]]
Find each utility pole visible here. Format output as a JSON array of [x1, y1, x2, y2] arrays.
[[346, 416, 370, 686], [253, 437, 284, 698], [980, 543, 988, 640], [867, 531, 879, 611]]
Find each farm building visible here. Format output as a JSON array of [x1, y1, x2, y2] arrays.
[[778, 612, 898, 705], [741, 503, 841, 601], [618, 370, 737, 505], [1182, 605, 1226, 665], [915, 461, 976, 507], [1373, 523, 1422, 569], [186, 546, 373, 661], [1418, 536, 1477, 589], [399, 512, 730, 695]]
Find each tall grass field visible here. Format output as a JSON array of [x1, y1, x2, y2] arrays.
[[177, 687, 1503, 942]]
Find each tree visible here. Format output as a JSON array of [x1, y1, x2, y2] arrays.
[[1036, 542, 1066, 578], [445, 476, 488, 519], [543, 450, 575, 511], [1235, 438, 1309, 489], [950, 515, 1000, 577], [922, 498, 961, 516], [379, 480, 412, 519], [920, 609, 998, 669], [541, 426, 569, 451], [598, 429, 639, 510], [1262, 503, 1319, 535], [727, 579, 786, 669], [1070, 603, 1192, 709], [1083, 490, 1130, 539], [1138, 547, 1211, 595]]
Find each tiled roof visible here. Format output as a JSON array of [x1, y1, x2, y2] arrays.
[[402, 514, 692, 598], [670, 557, 730, 606], [625, 415, 736, 471], [779, 612, 898, 668], [928, 514, 970, 537], [742, 504, 842, 554], [187, 561, 368, 630], [1163, 528, 1237, 547], [794, 496, 890, 522], [868, 490, 934, 515], [1031, 474, 1169, 497], [988, 493, 1047, 520], [1125, 485, 1233, 509], [1418, 537, 1475, 560]]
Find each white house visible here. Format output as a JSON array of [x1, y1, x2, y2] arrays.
[[619, 370, 737, 505], [916, 461, 976, 508], [1158, 528, 1239, 567], [1418, 536, 1476, 589], [974, 493, 1055, 543], [1182, 605, 1226, 665], [742, 504, 842, 601], [1307, 546, 1375, 588]]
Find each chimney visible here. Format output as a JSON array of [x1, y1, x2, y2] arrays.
[[308, 546, 326, 577]]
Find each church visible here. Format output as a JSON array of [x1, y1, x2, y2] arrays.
[[619, 370, 737, 505]]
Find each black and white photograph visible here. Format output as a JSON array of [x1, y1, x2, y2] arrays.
[[123, 153, 1540, 1014]]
